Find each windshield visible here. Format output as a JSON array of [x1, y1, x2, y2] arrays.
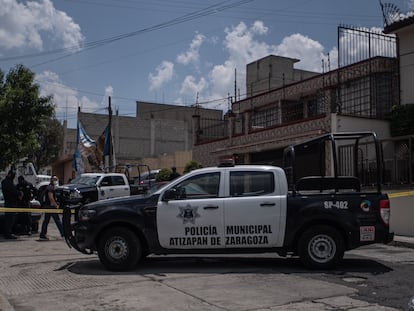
[[70, 175, 101, 186]]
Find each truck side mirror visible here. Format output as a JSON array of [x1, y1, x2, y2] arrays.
[[162, 189, 176, 202]]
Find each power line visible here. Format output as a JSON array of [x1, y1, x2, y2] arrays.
[[0, 0, 255, 63]]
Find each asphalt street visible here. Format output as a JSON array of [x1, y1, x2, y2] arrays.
[[0, 224, 413, 311]]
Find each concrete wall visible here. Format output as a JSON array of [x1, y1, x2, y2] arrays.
[[389, 193, 414, 237], [77, 112, 191, 161], [330, 114, 391, 139], [246, 55, 318, 97], [140, 150, 192, 174]]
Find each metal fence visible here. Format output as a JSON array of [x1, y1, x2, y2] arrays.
[[338, 137, 413, 187], [196, 118, 228, 143], [338, 26, 397, 67]]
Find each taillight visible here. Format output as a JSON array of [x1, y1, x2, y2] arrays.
[[379, 199, 390, 226]]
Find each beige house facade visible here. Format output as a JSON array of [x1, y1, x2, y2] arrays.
[[193, 55, 397, 170]]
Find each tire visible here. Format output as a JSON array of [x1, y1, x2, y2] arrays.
[[97, 227, 141, 271], [298, 225, 344, 269]]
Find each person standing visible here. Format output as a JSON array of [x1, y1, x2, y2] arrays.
[[17, 176, 36, 235], [39, 175, 64, 240], [1, 170, 22, 239], [170, 167, 181, 180]]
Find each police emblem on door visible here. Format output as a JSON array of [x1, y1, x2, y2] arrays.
[[177, 205, 200, 224]]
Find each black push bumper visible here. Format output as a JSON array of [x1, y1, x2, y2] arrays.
[[62, 205, 94, 255]]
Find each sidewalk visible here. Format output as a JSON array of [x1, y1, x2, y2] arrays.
[[0, 232, 412, 311], [392, 235, 414, 249]]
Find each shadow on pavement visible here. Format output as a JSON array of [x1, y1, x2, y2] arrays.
[[66, 256, 392, 276]]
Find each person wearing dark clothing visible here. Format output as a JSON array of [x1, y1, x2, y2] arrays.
[[16, 176, 36, 235], [170, 167, 181, 181], [39, 175, 64, 240], [1, 170, 22, 239]]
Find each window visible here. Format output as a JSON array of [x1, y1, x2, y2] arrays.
[[173, 173, 220, 200], [250, 106, 280, 130], [100, 176, 112, 186], [281, 100, 304, 123], [230, 171, 274, 197], [112, 176, 126, 186]]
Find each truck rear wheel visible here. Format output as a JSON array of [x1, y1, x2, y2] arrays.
[[298, 225, 344, 269], [97, 227, 141, 271]]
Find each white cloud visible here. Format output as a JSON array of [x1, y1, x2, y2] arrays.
[[251, 21, 268, 35], [205, 21, 273, 103], [35, 71, 100, 127], [176, 33, 205, 65], [148, 61, 174, 91], [0, 0, 84, 51], [180, 75, 208, 97], [273, 33, 329, 72], [105, 86, 114, 97], [204, 22, 337, 105], [155, 21, 339, 110]]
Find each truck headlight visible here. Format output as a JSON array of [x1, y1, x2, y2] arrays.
[[69, 190, 82, 200], [79, 209, 96, 221]]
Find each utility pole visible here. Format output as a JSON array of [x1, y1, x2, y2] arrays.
[[107, 96, 113, 171], [234, 68, 237, 104]]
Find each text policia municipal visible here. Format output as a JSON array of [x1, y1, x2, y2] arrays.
[[169, 225, 272, 246]]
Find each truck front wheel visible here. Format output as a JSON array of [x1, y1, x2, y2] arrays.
[[97, 227, 141, 271], [298, 225, 344, 269]]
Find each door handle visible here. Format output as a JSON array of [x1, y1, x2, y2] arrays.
[[260, 202, 275, 207], [203, 205, 219, 210]]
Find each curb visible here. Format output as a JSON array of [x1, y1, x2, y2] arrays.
[[391, 236, 414, 249]]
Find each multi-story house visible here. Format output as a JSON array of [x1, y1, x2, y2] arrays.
[[192, 27, 399, 186]]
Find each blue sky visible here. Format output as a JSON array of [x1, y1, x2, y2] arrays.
[[0, 0, 413, 129]]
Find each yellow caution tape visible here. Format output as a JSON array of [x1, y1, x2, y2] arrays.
[[388, 191, 414, 198], [0, 207, 75, 214]]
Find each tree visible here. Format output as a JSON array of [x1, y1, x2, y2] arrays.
[[0, 65, 55, 169], [32, 118, 63, 169], [183, 160, 202, 174], [156, 168, 171, 181]]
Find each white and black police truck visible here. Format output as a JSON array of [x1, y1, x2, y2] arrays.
[[62, 132, 394, 271]]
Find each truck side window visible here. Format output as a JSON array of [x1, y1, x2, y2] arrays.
[[230, 171, 274, 197], [173, 172, 220, 200], [112, 176, 126, 186], [100, 176, 112, 186]]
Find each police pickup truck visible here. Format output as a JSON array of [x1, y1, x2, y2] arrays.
[[56, 173, 131, 206], [63, 132, 393, 271]]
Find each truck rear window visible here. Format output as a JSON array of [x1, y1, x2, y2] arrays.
[[230, 171, 274, 197]]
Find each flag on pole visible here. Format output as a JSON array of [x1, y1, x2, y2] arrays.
[[73, 121, 96, 174]]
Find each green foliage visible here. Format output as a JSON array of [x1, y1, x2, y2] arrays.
[[157, 168, 171, 181], [32, 118, 63, 169], [0, 65, 55, 169], [390, 105, 414, 137], [183, 160, 202, 174]]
